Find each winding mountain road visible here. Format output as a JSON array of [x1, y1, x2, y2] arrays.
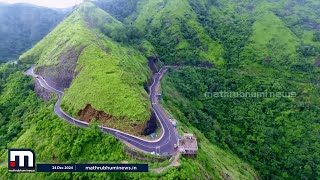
[[25, 66, 177, 155]]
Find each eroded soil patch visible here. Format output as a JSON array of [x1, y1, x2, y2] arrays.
[[77, 104, 154, 137]]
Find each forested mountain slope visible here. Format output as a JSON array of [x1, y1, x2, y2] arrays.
[[92, 0, 224, 65], [0, 64, 258, 179], [20, 2, 152, 136], [0, 3, 68, 62], [132, 0, 224, 65], [158, 0, 320, 179], [1, 0, 319, 179]]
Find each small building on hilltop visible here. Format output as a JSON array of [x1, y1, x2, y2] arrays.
[[178, 133, 198, 156]]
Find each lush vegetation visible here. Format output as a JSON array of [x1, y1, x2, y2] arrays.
[[62, 44, 151, 134], [132, 0, 224, 65], [0, 3, 67, 62], [162, 66, 320, 179], [90, 0, 225, 65], [0, 64, 257, 179], [241, 11, 299, 67], [20, 2, 152, 135], [159, 0, 320, 179], [3, 0, 320, 179], [91, 0, 139, 21]]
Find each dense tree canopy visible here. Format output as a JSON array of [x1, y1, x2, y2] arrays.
[[1, 0, 320, 179]]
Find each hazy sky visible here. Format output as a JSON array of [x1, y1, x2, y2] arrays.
[[0, 0, 83, 8]]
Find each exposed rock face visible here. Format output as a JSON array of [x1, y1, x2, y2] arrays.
[[147, 56, 159, 74], [36, 46, 86, 91], [78, 104, 113, 123], [77, 104, 157, 136], [143, 111, 158, 135], [143, 57, 159, 94], [145, 57, 160, 135], [34, 78, 53, 101]]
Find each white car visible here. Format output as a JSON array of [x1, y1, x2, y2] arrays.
[[150, 151, 155, 155]]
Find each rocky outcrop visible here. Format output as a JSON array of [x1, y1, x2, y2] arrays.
[[147, 56, 159, 74], [77, 104, 151, 136], [77, 104, 157, 136], [34, 78, 53, 101], [144, 57, 161, 135], [36, 46, 86, 92], [143, 111, 158, 135], [78, 104, 113, 122]]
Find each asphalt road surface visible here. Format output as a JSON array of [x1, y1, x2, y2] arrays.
[[25, 66, 177, 155]]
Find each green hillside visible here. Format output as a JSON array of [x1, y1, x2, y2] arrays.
[[159, 0, 320, 179], [162, 66, 320, 179], [1, 0, 319, 179], [241, 11, 299, 67], [20, 2, 151, 136], [0, 64, 258, 179], [132, 0, 224, 65]]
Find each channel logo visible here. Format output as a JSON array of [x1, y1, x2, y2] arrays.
[[8, 149, 35, 173]]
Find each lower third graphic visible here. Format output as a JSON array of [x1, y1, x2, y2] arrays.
[[8, 149, 36, 173]]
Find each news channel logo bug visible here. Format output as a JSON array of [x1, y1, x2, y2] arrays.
[[8, 149, 36, 173]]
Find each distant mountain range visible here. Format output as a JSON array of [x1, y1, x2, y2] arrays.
[[0, 3, 70, 62]]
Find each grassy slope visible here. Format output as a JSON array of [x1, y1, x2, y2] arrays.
[[0, 1, 262, 178], [240, 11, 299, 66], [0, 66, 258, 179], [278, 0, 320, 64], [20, 3, 122, 66], [20, 2, 151, 135], [62, 43, 151, 125], [133, 0, 224, 65]]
